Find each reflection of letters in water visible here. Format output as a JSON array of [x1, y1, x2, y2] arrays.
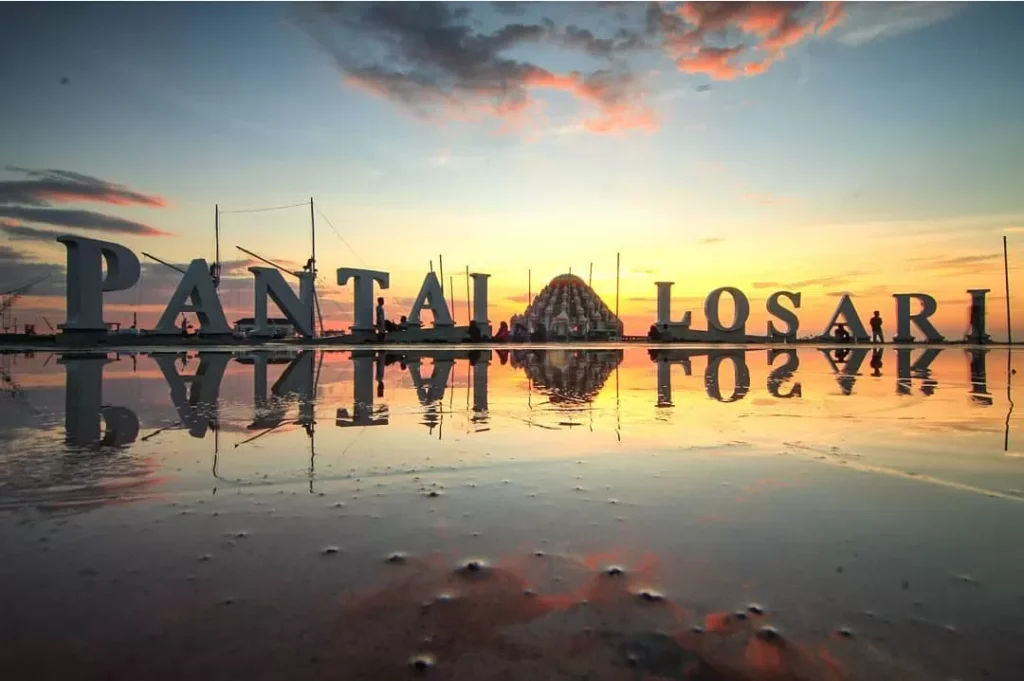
[[153, 352, 230, 438], [767, 349, 801, 398], [60, 354, 140, 447], [59, 348, 995, 448], [337, 351, 389, 427], [897, 348, 941, 397], [968, 349, 993, 406]]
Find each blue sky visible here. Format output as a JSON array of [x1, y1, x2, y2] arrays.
[[1, 2, 1022, 337]]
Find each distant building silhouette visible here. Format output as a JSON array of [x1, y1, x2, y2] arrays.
[[511, 274, 622, 340]]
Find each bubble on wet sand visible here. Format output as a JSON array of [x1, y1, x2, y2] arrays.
[[322, 546, 341, 555], [422, 490, 441, 498], [635, 588, 666, 603], [409, 653, 435, 673], [604, 565, 626, 577], [746, 603, 765, 615], [198, 554, 213, 562], [836, 627, 855, 638], [386, 552, 408, 564], [756, 625, 784, 643], [455, 559, 490, 578]]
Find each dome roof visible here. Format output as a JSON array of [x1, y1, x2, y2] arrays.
[[549, 273, 586, 287]]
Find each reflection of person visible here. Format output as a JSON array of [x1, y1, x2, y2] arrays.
[[496, 349, 509, 365], [375, 297, 386, 338], [834, 347, 850, 363], [494, 321, 510, 342], [870, 311, 884, 343], [870, 348, 883, 376]]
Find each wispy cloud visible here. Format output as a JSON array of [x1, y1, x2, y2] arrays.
[[649, 1, 847, 80], [295, 2, 656, 135], [0, 206, 170, 237], [0, 167, 171, 238], [697, 237, 724, 245], [836, 2, 965, 47], [1, 167, 167, 207], [0, 221, 65, 242]]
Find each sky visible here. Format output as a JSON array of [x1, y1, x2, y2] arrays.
[[1, 1, 1022, 339]]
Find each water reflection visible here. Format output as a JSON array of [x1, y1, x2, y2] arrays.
[[1, 345, 1022, 680], [2, 347, 1016, 449]]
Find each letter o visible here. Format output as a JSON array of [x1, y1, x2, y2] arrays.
[[704, 287, 750, 333]]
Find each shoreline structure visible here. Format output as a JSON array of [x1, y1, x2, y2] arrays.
[[2, 230, 1014, 349]]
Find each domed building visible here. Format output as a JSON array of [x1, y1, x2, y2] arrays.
[[511, 274, 623, 340]]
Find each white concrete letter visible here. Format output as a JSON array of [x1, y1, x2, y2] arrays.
[[408, 272, 453, 327], [966, 289, 990, 343], [470, 273, 490, 325], [766, 291, 801, 339], [893, 293, 944, 343], [57, 235, 141, 331], [337, 268, 390, 332], [154, 259, 230, 335], [822, 295, 868, 340], [250, 267, 314, 338], [704, 287, 749, 333], [655, 282, 692, 327]]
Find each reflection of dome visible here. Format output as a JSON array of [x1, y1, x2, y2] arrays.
[[512, 350, 623, 407], [511, 273, 623, 339]]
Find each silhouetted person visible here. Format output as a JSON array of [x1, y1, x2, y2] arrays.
[[870, 311, 884, 343], [398, 315, 409, 330], [834, 323, 851, 343], [375, 297, 386, 339], [467, 320, 482, 343], [648, 323, 661, 341], [494, 321, 510, 342], [870, 348, 884, 377], [530, 323, 547, 343], [180, 314, 189, 337], [512, 323, 528, 342]]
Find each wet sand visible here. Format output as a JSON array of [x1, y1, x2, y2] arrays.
[[0, 346, 1021, 680]]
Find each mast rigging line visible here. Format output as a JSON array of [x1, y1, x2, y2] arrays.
[[317, 209, 366, 266], [217, 201, 309, 215]]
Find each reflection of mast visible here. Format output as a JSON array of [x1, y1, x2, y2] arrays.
[[1007, 348, 1015, 452]]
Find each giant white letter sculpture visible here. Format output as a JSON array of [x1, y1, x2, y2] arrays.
[[470, 273, 490, 328], [822, 294, 868, 341], [249, 267, 314, 338], [892, 293, 944, 343], [704, 287, 750, 336], [57, 235, 140, 331], [154, 259, 230, 335], [766, 291, 801, 339], [337, 268, 390, 332], [654, 282, 693, 328], [408, 272, 453, 327]]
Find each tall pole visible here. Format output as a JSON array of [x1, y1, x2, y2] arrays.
[[615, 252, 621, 319], [528, 269, 532, 303], [450, 275, 456, 324], [439, 255, 445, 295], [430, 259, 434, 273], [309, 197, 318, 337], [465, 265, 471, 323], [589, 262, 593, 288], [1004, 236, 1013, 344], [215, 204, 220, 266]]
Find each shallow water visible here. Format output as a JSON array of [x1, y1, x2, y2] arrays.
[[0, 345, 1021, 680]]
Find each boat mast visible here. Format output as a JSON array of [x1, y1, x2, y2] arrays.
[[309, 197, 319, 338]]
